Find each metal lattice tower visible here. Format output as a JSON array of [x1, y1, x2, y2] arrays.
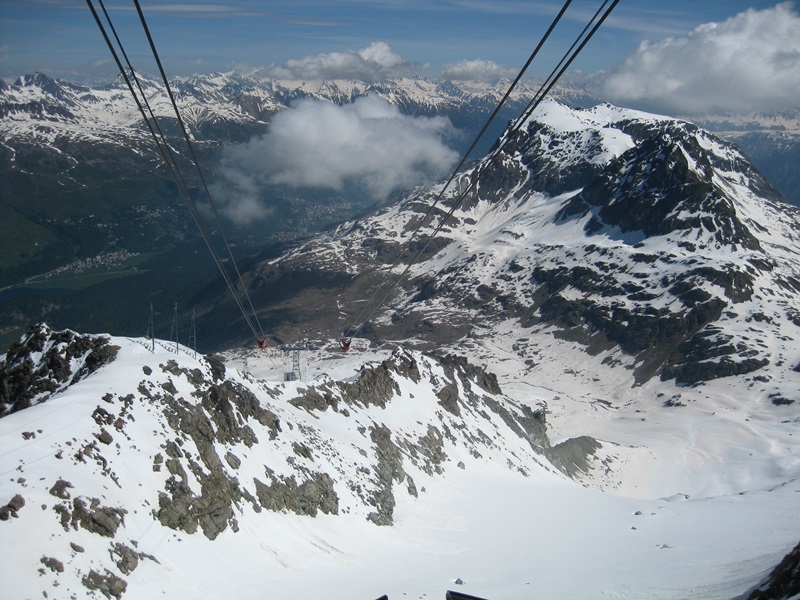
[[284, 342, 305, 381], [292, 349, 301, 380], [188, 307, 197, 357]]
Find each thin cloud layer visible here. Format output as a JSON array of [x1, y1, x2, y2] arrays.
[[440, 59, 515, 82], [599, 3, 800, 115], [215, 95, 458, 223], [268, 41, 416, 81]]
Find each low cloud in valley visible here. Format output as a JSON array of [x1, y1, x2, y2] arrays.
[[215, 95, 458, 223]]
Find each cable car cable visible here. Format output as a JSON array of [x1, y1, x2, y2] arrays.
[[343, 0, 575, 341], [132, 0, 266, 342], [87, 0, 261, 341], [344, 0, 619, 342]]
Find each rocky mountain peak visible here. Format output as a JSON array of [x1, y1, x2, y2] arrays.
[[248, 100, 800, 392]]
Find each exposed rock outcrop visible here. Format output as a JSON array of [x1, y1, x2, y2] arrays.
[[747, 539, 800, 600], [0, 323, 118, 416]]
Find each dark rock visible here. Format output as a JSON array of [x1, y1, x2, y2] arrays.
[[406, 476, 418, 498], [292, 442, 314, 461], [8, 494, 25, 511], [82, 568, 127, 599], [290, 386, 338, 413], [437, 385, 461, 416], [200, 378, 280, 444], [1, 494, 25, 519], [155, 454, 240, 540], [69, 497, 126, 537], [70, 542, 85, 553], [153, 372, 279, 539], [49, 479, 73, 499], [770, 394, 795, 406], [482, 398, 549, 451], [436, 352, 501, 395], [110, 543, 140, 575], [544, 436, 602, 478], [224, 452, 241, 469], [97, 428, 113, 445], [204, 354, 227, 381], [747, 539, 800, 600], [40, 556, 64, 573], [407, 425, 447, 476], [339, 361, 402, 409], [254, 469, 339, 517], [367, 424, 406, 526]]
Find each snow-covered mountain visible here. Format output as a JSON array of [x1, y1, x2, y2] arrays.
[[0, 70, 570, 291], [2, 71, 796, 203], [160, 101, 798, 599], [1, 321, 799, 599], [2, 80, 800, 598], [0, 71, 277, 153], [0, 324, 593, 598], [249, 100, 800, 391]]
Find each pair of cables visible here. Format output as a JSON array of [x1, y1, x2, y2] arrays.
[[86, 0, 267, 346], [342, 0, 619, 343]]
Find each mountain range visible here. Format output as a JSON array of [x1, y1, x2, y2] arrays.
[[1, 67, 800, 597], [1, 70, 796, 276], [2, 71, 799, 351], [0, 71, 587, 345]]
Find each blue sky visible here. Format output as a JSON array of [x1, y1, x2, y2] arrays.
[[0, 1, 789, 77], [0, 1, 798, 114]]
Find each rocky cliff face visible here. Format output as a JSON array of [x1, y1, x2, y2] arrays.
[[747, 539, 800, 600]]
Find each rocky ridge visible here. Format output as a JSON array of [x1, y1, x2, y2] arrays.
[[0, 324, 590, 598], [0, 323, 119, 416]]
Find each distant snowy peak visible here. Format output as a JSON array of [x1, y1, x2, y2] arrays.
[[523, 99, 671, 133], [0, 71, 585, 156], [0, 72, 284, 154], [691, 108, 800, 136]]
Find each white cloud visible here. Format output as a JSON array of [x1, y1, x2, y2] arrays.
[[214, 95, 458, 222], [218, 192, 273, 226], [599, 3, 800, 115], [440, 59, 515, 82], [268, 41, 416, 82]]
